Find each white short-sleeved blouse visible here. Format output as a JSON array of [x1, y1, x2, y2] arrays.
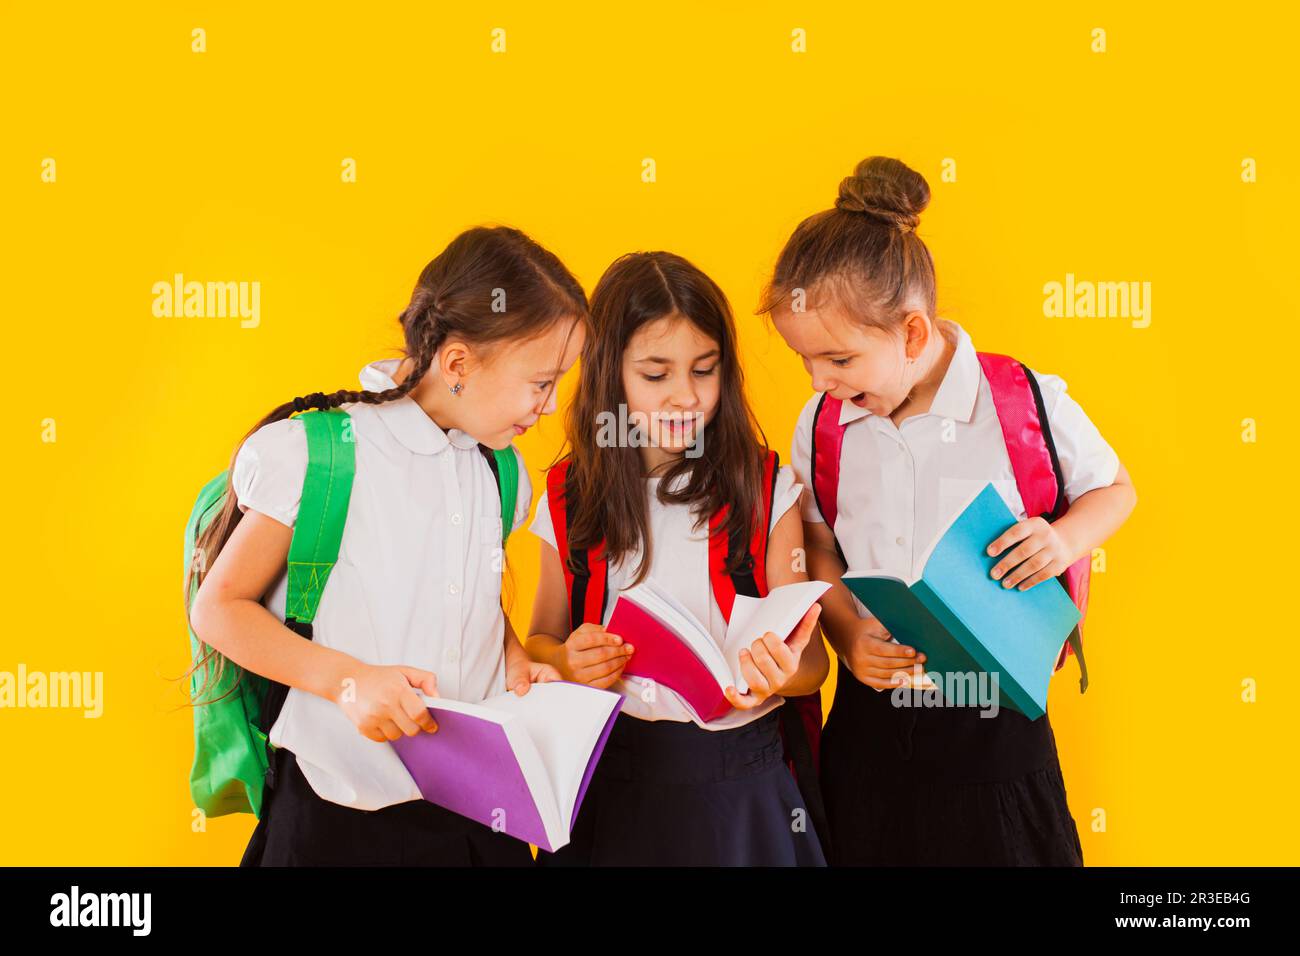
[[230, 358, 532, 810], [529, 464, 803, 730], [790, 321, 1120, 622]]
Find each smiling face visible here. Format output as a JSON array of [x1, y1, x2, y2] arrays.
[[453, 316, 586, 449], [772, 300, 919, 418], [621, 313, 721, 458]]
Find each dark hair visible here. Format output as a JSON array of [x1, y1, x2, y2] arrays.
[[186, 225, 588, 703], [758, 156, 937, 328], [562, 251, 767, 586]]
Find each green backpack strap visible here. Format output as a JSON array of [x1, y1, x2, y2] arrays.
[[285, 409, 356, 627], [478, 444, 519, 540]]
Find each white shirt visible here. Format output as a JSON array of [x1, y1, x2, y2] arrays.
[[791, 321, 1119, 625], [230, 358, 532, 810], [529, 465, 803, 730]]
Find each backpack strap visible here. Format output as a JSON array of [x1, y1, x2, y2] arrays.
[[546, 459, 610, 632], [708, 450, 779, 619], [976, 352, 1090, 692], [284, 409, 356, 630], [809, 394, 849, 566], [479, 445, 519, 541], [261, 408, 357, 782]]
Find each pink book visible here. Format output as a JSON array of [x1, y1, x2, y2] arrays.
[[390, 681, 622, 852], [608, 579, 830, 722]]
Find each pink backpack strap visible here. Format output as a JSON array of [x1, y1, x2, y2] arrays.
[[976, 352, 1091, 692], [810, 393, 847, 530]]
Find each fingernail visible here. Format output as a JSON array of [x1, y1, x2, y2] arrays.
[[1002, 579, 1013, 588], [906, 648, 915, 656]]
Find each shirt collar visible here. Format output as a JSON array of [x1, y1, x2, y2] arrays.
[[836, 321, 979, 427], [358, 359, 479, 454]]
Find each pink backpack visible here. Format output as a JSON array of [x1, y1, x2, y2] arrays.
[[810, 352, 1090, 691]]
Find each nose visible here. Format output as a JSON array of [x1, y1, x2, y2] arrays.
[[539, 386, 558, 417], [809, 364, 836, 395], [668, 381, 700, 410]]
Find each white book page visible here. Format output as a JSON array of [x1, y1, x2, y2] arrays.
[[416, 692, 560, 848], [620, 579, 732, 688], [721, 580, 831, 693], [483, 682, 620, 844]]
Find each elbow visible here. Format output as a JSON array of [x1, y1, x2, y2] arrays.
[[188, 584, 223, 652]]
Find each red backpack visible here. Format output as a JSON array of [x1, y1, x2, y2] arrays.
[[546, 451, 830, 831], [810, 352, 1091, 691]]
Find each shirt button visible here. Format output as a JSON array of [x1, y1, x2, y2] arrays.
[[896, 536, 906, 546], [448, 582, 459, 595], [445, 648, 460, 663], [450, 513, 462, 525]]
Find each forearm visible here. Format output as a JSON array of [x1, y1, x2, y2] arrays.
[[1052, 479, 1137, 564], [523, 631, 568, 675], [503, 614, 535, 670], [805, 541, 862, 659], [191, 598, 356, 703]]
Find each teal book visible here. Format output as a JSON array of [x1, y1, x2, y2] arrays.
[[841, 482, 1081, 720]]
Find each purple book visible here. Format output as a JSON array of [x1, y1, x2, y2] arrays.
[[390, 681, 623, 852]]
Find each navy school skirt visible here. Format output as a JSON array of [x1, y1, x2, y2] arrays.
[[240, 745, 534, 867], [537, 707, 827, 866], [819, 659, 1084, 866]]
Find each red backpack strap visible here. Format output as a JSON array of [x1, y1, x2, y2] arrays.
[[976, 352, 1091, 691], [546, 460, 609, 632], [809, 394, 846, 529], [708, 450, 779, 620]]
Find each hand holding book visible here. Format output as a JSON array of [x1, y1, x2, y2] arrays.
[[723, 603, 822, 710]]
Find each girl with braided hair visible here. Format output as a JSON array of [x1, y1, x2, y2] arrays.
[[187, 225, 587, 866]]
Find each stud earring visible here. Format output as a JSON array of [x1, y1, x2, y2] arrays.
[[449, 382, 463, 396]]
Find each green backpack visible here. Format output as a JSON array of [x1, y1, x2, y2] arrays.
[[185, 407, 519, 819]]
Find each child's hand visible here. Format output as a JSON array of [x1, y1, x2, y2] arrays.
[[724, 604, 821, 710], [506, 658, 562, 696], [844, 616, 931, 692], [336, 663, 441, 743], [987, 516, 1074, 591], [559, 622, 634, 689]]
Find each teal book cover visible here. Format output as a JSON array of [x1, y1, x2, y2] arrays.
[[841, 483, 1081, 720]]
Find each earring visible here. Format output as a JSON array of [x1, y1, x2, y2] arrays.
[[449, 382, 463, 396]]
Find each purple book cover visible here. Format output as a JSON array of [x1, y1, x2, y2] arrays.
[[390, 686, 622, 852]]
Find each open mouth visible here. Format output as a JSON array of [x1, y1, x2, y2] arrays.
[[850, 392, 868, 407]]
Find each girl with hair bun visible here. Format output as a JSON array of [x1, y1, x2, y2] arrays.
[[188, 225, 587, 866], [763, 157, 1137, 865]]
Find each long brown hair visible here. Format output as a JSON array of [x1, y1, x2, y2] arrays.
[[186, 225, 588, 703], [758, 156, 938, 328], [562, 251, 767, 586]]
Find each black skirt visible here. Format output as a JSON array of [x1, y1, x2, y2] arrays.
[[537, 707, 827, 867], [240, 746, 534, 867], [820, 660, 1084, 867]]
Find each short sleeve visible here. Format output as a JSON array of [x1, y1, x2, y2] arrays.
[[230, 417, 308, 529], [768, 464, 804, 533], [790, 394, 826, 524], [528, 487, 559, 552], [1029, 369, 1121, 503], [510, 446, 533, 532]]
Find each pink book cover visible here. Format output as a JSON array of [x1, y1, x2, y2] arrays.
[[608, 598, 731, 722]]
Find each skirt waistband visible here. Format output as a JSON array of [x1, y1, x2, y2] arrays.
[[597, 708, 785, 784]]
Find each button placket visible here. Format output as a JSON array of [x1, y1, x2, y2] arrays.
[[440, 454, 465, 697]]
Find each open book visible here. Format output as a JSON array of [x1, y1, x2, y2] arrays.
[[841, 482, 1081, 720], [607, 579, 830, 722], [389, 681, 622, 852]]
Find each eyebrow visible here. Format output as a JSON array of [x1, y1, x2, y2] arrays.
[[813, 348, 853, 358], [633, 349, 720, 365], [532, 367, 562, 378]]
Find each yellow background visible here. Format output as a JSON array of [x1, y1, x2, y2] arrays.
[[1, 2, 1294, 865]]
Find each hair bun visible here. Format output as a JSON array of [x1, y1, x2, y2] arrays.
[[835, 156, 930, 232]]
